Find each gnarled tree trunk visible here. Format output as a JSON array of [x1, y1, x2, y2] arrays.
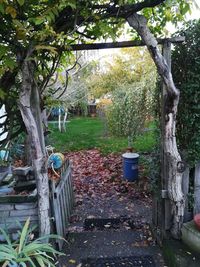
[[31, 84, 46, 155], [127, 13, 185, 239], [19, 56, 50, 237]]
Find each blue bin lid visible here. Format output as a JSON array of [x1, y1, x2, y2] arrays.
[[122, 152, 139, 159]]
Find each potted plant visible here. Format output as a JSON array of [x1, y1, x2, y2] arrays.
[[0, 218, 65, 267]]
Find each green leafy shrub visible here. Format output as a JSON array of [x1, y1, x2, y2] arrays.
[[172, 19, 200, 166], [106, 83, 147, 140], [0, 218, 65, 267], [87, 47, 157, 144]]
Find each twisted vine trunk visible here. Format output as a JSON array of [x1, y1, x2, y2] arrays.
[[19, 57, 50, 237], [127, 13, 185, 239]]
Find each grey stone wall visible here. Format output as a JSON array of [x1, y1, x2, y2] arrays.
[[0, 201, 38, 240]]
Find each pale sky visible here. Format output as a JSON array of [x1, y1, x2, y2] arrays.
[[166, 1, 200, 35], [189, 0, 200, 19], [79, 2, 200, 70]]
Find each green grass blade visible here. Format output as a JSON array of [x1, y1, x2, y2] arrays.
[[35, 255, 45, 267], [25, 256, 37, 267], [36, 251, 54, 260], [23, 243, 61, 255], [27, 224, 38, 234], [16, 220, 23, 230], [0, 227, 12, 246], [22, 243, 49, 254], [18, 218, 30, 253], [0, 251, 15, 261], [35, 234, 66, 242], [35, 255, 55, 267], [0, 245, 17, 257]]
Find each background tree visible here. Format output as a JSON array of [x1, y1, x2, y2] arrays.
[[106, 85, 148, 145], [87, 47, 157, 145], [45, 50, 100, 131], [88, 47, 156, 98]]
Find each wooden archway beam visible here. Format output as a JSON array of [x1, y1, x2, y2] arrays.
[[70, 37, 185, 51]]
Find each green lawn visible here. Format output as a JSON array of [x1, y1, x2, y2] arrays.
[[49, 117, 156, 154]]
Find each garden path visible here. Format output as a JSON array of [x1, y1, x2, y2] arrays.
[[59, 149, 166, 267]]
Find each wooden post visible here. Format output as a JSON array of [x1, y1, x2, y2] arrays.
[[69, 37, 185, 51], [127, 13, 185, 239], [194, 161, 200, 215], [161, 41, 172, 234], [182, 167, 190, 221]]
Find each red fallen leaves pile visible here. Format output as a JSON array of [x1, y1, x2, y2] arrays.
[[14, 160, 61, 181], [12, 149, 151, 204], [48, 168, 61, 181], [13, 159, 25, 167], [64, 149, 151, 202]]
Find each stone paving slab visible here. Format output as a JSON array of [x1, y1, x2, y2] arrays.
[[59, 230, 165, 267]]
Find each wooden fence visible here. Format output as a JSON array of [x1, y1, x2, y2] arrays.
[[183, 161, 200, 222], [51, 160, 74, 249]]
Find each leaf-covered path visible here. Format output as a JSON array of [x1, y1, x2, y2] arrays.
[[60, 149, 166, 266], [67, 149, 152, 225]]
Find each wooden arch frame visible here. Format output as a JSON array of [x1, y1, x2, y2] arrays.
[[69, 36, 185, 241]]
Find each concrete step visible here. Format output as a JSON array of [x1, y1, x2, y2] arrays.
[[81, 255, 157, 267], [68, 216, 150, 233], [59, 230, 165, 267], [83, 217, 149, 231]]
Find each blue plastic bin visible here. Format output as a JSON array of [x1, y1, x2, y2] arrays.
[[122, 153, 139, 181]]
